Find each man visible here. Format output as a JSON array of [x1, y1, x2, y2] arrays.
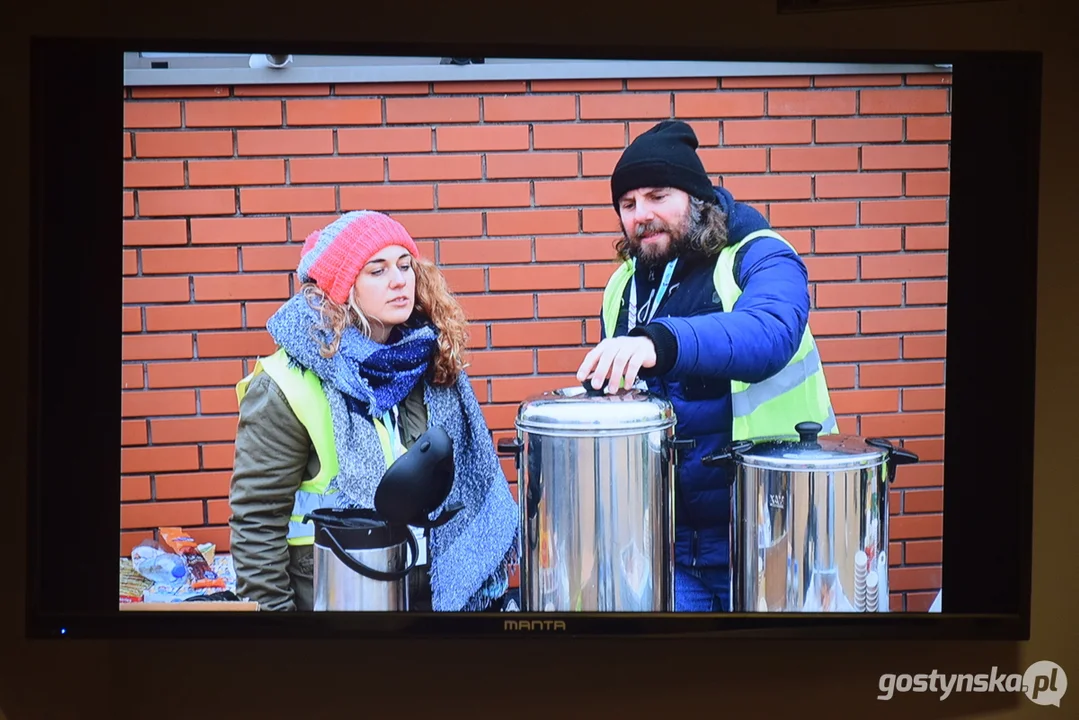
[[576, 120, 836, 612]]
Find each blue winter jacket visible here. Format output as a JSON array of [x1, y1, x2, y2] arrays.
[[603, 186, 812, 571]]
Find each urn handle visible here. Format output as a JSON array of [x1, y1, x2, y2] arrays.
[[865, 437, 921, 483], [664, 436, 696, 466], [496, 437, 524, 470], [702, 440, 755, 485]]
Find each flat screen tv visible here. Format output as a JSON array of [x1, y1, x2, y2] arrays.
[[27, 38, 1039, 640]]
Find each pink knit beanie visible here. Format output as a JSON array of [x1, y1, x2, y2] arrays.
[[297, 211, 421, 304]]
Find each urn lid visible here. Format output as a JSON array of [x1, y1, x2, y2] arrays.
[[515, 382, 675, 436]]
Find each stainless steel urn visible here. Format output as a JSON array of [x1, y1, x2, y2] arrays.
[[704, 421, 919, 613], [497, 383, 691, 613]]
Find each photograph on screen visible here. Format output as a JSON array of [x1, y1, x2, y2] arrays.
[[119, 52, 950, 615]]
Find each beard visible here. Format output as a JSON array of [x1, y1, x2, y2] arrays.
[[616, 198, 729, 268], [624, 214, 692, 269]]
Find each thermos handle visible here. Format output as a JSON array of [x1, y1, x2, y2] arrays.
[[320, 525, 420, 582], [414, 500, 465, 530]]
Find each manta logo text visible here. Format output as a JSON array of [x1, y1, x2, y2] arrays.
[[503, 620, 567, 632]]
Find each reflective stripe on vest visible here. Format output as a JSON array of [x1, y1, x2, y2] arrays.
[[287, 489, 341, 541], [599, 229, 836, 441], [235, 348, 395, 545], [713, 229, 836, 440]]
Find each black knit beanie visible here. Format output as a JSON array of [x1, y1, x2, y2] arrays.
[[610, 120, 715, 208]]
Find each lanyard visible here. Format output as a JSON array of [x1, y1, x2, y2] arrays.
[[627, 258, 678, 332], [381, 406, 407, 461]]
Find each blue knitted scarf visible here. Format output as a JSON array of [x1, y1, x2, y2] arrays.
[[265, 293, 519, 611]]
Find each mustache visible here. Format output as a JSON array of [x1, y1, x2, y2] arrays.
[[633, 221, 672, 239]]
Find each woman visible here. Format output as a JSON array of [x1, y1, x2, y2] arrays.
[[228, 210, 519, 612]]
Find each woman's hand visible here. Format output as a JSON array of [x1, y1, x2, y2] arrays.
[[576, 336, 657, 393]]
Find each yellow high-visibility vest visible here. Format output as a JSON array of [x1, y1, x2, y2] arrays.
[[235, 348, 397, 545], [600, 229, 836, 441]]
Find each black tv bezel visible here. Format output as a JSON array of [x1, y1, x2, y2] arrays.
[[26, 37, 1039, 641]]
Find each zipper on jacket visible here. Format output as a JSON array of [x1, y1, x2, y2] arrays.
[[691, 530, 699, 567]]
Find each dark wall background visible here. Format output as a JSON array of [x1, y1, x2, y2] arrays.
[[4, 0, 1076, 717]]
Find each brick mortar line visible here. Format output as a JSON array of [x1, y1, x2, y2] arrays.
[[128, 87, 948, 103], [128, 209, 950, 221], [129, 88, 947, 100], [123, 339, 947, 349], [123, 359, 949, 370], [124, 318, 948, 327], [125, 220, 950, 230], [126, 173, 952, 186], [129, 153, 952, 164], [124, 110, 952, 129], [125, 384, 946, 395]]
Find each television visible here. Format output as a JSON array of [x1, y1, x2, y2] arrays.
[[27, 37, 1039, 640]]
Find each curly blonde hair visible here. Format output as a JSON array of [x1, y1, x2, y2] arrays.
[[300, 257, 469, 387]]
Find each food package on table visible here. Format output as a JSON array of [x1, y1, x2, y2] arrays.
[[159, 527, 226, 590], [119, 557, 153, 602]]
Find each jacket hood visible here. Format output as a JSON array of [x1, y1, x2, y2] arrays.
[[713, 185, 771, 245]]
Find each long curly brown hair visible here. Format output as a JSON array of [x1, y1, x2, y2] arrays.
[[300, 257, 469, 387]]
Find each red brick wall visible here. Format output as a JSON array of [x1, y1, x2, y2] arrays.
[[121, 71, 950, 610]]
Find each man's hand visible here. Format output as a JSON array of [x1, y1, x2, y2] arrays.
[[576, 336, 657, 393]]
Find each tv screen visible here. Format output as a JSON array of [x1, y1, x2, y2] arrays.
[[27, 40, 1039, 639]]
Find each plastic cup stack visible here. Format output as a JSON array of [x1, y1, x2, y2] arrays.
[[854, 550, 868, 612], [877, 551, 887, 611], [866, 571, 879, 613]]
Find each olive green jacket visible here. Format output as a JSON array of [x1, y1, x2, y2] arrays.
[[228, 370, 429, 612]]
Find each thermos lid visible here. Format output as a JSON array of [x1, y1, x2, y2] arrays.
[[303, 508, 411, 549], [374, 426, 460, 529], [733, 421, 894, 471], [515, 381, 675, 435]]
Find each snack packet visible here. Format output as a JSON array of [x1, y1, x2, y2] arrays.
[[197, 542, 215, 564], [159, 527, 226, 590]]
